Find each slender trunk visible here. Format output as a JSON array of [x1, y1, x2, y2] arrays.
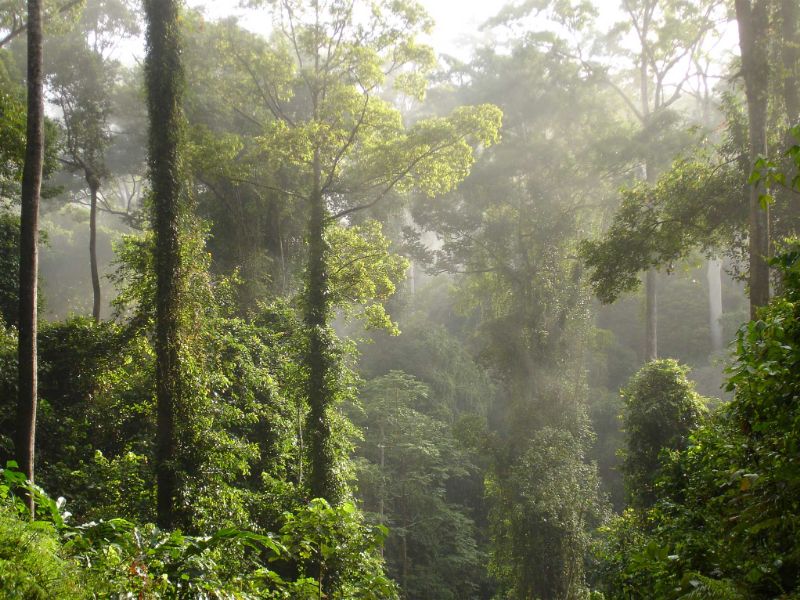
[[644, 269, 658, 361], [88, 177, 101, 323], [707, 258, 724, 352], [378, 422, 385, 558], [640, 23, 659, 362], [305, 148, 338, 503], [779, 0, 800, 277], [16, 0, 45, 512], [644, 155, 658, 362], [781, 0, 799, 124], [401, 482, 409, 597], [297, 402, 303, 485], [144, 0, 185, 530], [735, 0, 771, 317], [278, 222, 287, 295]]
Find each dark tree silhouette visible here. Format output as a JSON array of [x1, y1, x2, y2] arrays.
[[16, 0, 46, 511], [143, 0, 186, 529]]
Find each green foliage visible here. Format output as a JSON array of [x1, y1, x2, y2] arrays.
[[580, 157, 742, 304], [410, 31, 617, 599], [180, 5, 500, 315], [64, 500, 394, 598], [350, 372, 485, 599], [0, 461, 395, 598], [0, 48, 61, 202], [0, 504, 86, 598], [0, 67, 26, 200], [275, 499, 397, 599], [359, 318, 496, 420], [7, 1, 789, 597], [489, 427, 607, 600], [0, 211, 19, 325], [594, 242, 800, 598], [581, 102, 800, 307], [0, 462, 85, 598], [620, 360, 708, 509], [326, 220, 409, 334]]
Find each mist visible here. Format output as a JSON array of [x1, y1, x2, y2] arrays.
[[1, 0, 798, 597]]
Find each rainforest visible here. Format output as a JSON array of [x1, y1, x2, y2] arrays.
[[1, 0, 799, 598]]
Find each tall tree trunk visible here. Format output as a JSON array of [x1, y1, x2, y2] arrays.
[[707, 258, 724, 352], [781, 0, 799, 124], [144, 0, 185, 530], [16, 0, 45, 510], [88, 175, 101, 323], [644, 157, 658, 362], [640, 27, 658, 362], [644, 268, 658, 361], [305, 149, 339, 503], [736, 0, 771, 317]]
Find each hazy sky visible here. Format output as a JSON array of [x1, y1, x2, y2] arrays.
[[113, 0, 738, 85], [187, 0, 501, 59]]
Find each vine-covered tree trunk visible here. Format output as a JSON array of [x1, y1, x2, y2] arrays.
[[304, 148, 339, 503], [16, 0, 45, 503], [88, 174, 101, 322], [736, 0, 771, 317], [144, 0, 185, 529]]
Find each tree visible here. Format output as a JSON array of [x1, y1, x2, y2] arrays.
[[409, 37, 616, 598], [620, 359, 708, 509], [594, 240, 800, 598], [242, 0, 501, 504], [488, 427, 606, 599], [179, 14, 307, 310], [579, 156, 742, 307], [592, 0, 724, 359], [735, 0, 771, 316], [0, 213, 21, 326], [351, 372, 484, 599], [780, 0, 799, 126], [143, 0, 186, 530], [492, 0, 725, 361], [0, 62, 28, 202], [47, 0, 138, 322], [581, 0, 800, 325], [16, 0, 46, 508]]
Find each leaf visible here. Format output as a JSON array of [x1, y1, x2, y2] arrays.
[[739, 473, 758, 492]]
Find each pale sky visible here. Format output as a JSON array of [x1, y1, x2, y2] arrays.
[[185, 0, 502, 60], [110, 0, 738, 89]]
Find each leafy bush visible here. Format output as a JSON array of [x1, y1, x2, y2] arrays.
[[0, 464, 87, 599], [594, 242, 800, 598], [620, 359, 708, 508], [489, 427, 606, 600], [0, 462, 395, 598]]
